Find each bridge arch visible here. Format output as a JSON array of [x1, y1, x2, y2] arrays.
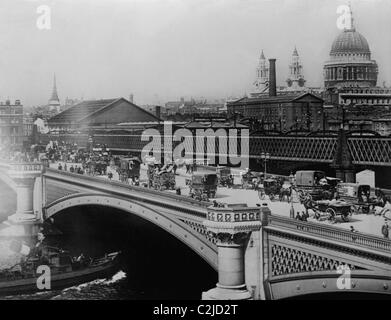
[[268, 271, 391, 299], [44, 193, 218, 270]]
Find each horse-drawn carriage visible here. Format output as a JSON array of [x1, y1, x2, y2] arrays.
[[257, 178, 281, 200], [241, 171, 262, 190], [86, 159, 106, 176], [295, 170, 337, 202], [189, 173, 218, 201], [117, 157, 141, 183], [151, 170, 176, 191], [336, 183, 380, 214], [279, 181, 293, 202], [304, 199, 352, 222], [216, 166, 234, 187]]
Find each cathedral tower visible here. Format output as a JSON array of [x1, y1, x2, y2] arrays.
[[286, 47, 306, 90], [253, 50, 269, 93]]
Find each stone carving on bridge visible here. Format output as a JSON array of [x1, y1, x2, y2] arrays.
[[202, 204, 262, 300], [180, 220, 217, 245]]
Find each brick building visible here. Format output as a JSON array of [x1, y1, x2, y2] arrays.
[[0, 99, 24, 150], [228, 59, 324, 131]]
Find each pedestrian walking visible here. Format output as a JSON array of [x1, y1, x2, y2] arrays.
[[381, 220, 389, 239]]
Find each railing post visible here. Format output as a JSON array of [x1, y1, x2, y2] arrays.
[[202, 204, 261, 300]]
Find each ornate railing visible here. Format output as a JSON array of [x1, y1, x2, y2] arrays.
[[8, 163, 43, 172], [0, 161, 43, 173], [206, 205, 260, 222], [267, 214, 391, 253]]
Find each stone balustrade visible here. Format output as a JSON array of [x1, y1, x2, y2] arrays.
[[267, 214, 391, 253], [206, 205, 260, 223]]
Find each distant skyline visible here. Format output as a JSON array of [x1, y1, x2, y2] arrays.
[[0, 0, 390, 106]]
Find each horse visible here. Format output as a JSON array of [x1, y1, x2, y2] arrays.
[[279, 186, 292, 202]]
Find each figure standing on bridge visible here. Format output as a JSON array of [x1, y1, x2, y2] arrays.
[[381, 220, 390, 239]]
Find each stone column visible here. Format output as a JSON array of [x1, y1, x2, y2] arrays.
[[1, 162, 43, 237], [202, 205, 261, 300]]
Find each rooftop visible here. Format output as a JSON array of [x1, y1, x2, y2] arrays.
[[229, 92, 323, 105], [48, 98, 118, 123]]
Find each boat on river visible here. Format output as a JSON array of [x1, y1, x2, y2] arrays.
[[0, 245, 121, 296]]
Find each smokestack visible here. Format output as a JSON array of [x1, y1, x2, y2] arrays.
[[155, 106, 161, 119], [269, 59, 277, 97], [129, 94, 134, 103]]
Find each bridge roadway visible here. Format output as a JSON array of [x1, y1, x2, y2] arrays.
[[2, 162, 391, 299], [90, 163, 387, 238]]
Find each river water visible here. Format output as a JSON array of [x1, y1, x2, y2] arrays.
[[0, 179, 216, 300]]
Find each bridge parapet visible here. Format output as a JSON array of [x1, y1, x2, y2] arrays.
[[206, 205, 260, 223], [7, 162, 43, 179], [267, 214, 391, 255]]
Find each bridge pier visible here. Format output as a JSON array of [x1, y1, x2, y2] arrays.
[[331, 129, 355, 183], [0, 163, 43, 238], [202, 205, 261, 300]]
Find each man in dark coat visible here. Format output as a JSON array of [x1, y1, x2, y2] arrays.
[[382, 221, 389, 239]]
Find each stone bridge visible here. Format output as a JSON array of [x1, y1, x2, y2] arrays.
[[1, 162, 391, 299]]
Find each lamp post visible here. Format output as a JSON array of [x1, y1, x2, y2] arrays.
[[260, 152, 270, 179]]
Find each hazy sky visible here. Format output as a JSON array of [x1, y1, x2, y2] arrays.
[[0, 0, 390, 106]]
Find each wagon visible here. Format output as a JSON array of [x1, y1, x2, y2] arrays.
[[258, 178, 281, 200], [241, 171, 263, 190], [305, 199, 352, 222], [337, 183, 378, 214], [216, 166, 234, 187], [189, 173, 218, 200]]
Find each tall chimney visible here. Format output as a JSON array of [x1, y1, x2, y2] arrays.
[[155, 106, 161, 119], [269, 59, 277, 97]]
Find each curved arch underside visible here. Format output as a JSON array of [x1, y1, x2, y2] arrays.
[[268, 270, 391, 299], [44, 193, 218, 270]]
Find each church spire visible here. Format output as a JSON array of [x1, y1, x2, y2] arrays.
[[50, 73, 59, 102], [293, 46, 298, 56], [260, 49, 265, 60]]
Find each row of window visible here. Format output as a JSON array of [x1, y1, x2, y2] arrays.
[[341, 98, 391, 105]]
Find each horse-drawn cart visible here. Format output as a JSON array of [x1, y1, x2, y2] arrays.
[[336, 183, 379, 214], [304, 199, 352, 222]]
